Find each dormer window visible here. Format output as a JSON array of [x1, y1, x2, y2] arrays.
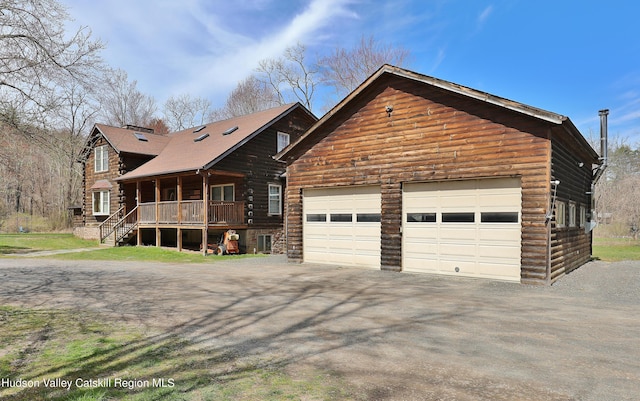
[[277, 132, 290, 153], [95, 145, 108, 172]]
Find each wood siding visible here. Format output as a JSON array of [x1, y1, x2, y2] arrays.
[[285, 74, 554, 284], [213, 108, 316, 230], [83, 138, 155, 227], [549, 127, 594, 282]]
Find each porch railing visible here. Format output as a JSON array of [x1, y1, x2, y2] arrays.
[[209, 201, 244, 224], [137, 200, 244, 225]]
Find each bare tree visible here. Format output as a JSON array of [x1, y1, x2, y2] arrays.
[[256, 43, 318, 110], [0, 0, 103, 130], [100, 68, 156, 127], [319, 35, 411, 100], [163, 94, 212, 131], [211, 75, 280, 120]]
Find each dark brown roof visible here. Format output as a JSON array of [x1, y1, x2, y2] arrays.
[[117, 103, 304, 181], [95, 124, 171, 156]]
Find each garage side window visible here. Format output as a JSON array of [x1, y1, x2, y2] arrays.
[[556, 201, 566, 228], [568, 203, 577, 227]]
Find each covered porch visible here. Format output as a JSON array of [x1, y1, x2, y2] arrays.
[[116, 170, 248, 252]]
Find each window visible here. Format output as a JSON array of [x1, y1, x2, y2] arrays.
[[257, 234, 272, 253], [407, 213, 436, 223], [306, 214, 326, 222], [268, 184, 282, 215], [92, 190, 110, 215], [94, 145, 108, 172], [580, 205, 587, 228], [481, 212, 519, 223], [330, 214, 352, 222], [211, 184, 234, 201], [442, 212, 475, 223], [556, 201, 566, 228], [356, 213, 381, 222], [277, 132, 290, 152], [569, 203, 577, 227]]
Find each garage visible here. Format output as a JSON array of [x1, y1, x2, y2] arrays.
[[402, 178, 522, 281], [303, 186, 381, 268]]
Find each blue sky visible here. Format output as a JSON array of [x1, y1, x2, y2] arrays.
[[62, 0, 640, 143]]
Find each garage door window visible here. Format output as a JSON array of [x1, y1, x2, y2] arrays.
[[306, 214, 326, 222], [407, 213, 436, 223], [357, 213, 381, 222], [480, 212, 519, 223], [330, 213, 352, 222], [442, 212, 475, 223]]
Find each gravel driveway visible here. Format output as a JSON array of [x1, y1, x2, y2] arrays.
[[0, 256, 638, 400]]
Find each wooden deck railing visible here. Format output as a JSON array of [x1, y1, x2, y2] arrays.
[[209, 201, 245, 224], [137, 201, 244, 225]]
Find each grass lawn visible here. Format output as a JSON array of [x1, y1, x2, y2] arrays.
[[593, 237, 640, 261], [0, 234, 98, 255], [0, 234, 267, 263], [0, 305, 353, 401], [52, 246, 267, 263]]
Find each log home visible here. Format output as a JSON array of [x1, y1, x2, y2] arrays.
[[77, 103, 316, 253], [277, 65, 604, 285]]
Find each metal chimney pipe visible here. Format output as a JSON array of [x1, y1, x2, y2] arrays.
[[599, 109, 609, 164]]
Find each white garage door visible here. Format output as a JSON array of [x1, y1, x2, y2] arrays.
[[403, 178, 521, 281], [303, 186, 381, 268]]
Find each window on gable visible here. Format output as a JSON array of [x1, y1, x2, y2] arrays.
[[556, 201, 566, 228], [277, 132, 290, 153], [94, 145, 108, 172], [268, 184, 282, 215], [92, 190, 110, 216], [211, 184, 234, 201], [579, 205, 587, 228]]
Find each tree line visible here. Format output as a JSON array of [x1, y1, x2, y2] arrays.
[[0, 0, 409, 231]]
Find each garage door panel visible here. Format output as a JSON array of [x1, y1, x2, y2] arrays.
[[303, 186, 381, 269], [439, 227, 477, 240], [403, 178, 521, 281]]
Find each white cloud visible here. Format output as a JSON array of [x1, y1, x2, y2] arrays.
[[62, 0, 358, 106], [477, 5, 493, 26]]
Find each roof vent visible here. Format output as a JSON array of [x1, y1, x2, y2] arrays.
[[222, 126, 238, 136], [193, 125, 206, 133], [133, 132, 148, 141], [194, 133, 209, 142]]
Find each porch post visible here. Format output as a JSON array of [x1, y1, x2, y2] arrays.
[[202, 172, 209, 255], [177, 176, 182, 251], [136, 180, 142, 246], [155, 179, 161, 247]]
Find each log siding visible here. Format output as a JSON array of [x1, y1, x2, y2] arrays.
[[285, 74, 561, 284]]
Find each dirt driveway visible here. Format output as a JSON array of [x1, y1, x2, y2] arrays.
[[0, 256, 638, 400]]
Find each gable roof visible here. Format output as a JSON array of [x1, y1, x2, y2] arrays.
[[94, 124, 171, 156], [277, 64, 598, 162], [117, 103, 311, 181]]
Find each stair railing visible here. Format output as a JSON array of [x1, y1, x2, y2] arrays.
[[113, 206, 139, 245], [99, 206, 125, 243]]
